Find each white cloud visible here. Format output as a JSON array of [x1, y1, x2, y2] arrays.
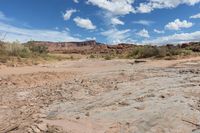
[[63, 9, 77, 20], [101, 28, 131, 44], [86, 37, 96, 40], [111, 17, 124, 25], [133, 20, 154, 26], [0, 11, 12, 21], [190, 13, 200, 19], [87, 0, 135, 15], [73, 17, 96, 30], [142, 31, 200, 45], [65, 27, 70, 31], [0, 22, 81, 42], [137, 0, 200, 13], [165, 19, 193, 30], [154, 29, 165, 34], [136, 29, 150, 38], [0, 11, 6, 20], [137, 3, 153, 13], [73, 0, 79, 3]]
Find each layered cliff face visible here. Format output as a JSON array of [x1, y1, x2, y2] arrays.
[[26, 40, 200, 54], [27, 40, 136, 54]]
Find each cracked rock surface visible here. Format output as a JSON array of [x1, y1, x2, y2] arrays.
[[0, 58, 200, 133]]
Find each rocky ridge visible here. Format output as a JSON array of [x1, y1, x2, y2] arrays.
[[27, 40, 200, 54]]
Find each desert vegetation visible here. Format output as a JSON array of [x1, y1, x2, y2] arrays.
[[1, 39, 200, 67], [0, 41, 75, 66], [126, 45, 196, 59], [87, 43, 200, 60]]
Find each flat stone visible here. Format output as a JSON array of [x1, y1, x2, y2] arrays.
[[36, 123, 47, 131]]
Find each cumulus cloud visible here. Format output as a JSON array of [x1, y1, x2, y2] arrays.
[[165, 19, 193, 30], [73, 0, 79, 3], [136, 29, 150, 38], [137, 3, 153, 13], [137, 0, 200, 13], [73, 17, 96, 30], [87, 0, 135, 15], [142, 31, 200, 45], [190, 13, 200, 19], [63, 9, 77, 20], [111, 17, 124, 25], [101, 28, 132, 44], [0, 22, 81, 42], [133, 20, 154, 26], [154, 29, 165, 34]]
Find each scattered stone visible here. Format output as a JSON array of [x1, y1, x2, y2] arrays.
[[38, 113, 47, 118], [114, 86, 118, 90], [2, 124, 19, 133], [47, 124, 63, 133], [85, 112, 90, 117], [128, 62, 135, 65], [123, 92, 132, 96], [118, 101, 129, 106], [134, 106, 145, 110], [76, 116, 80, 119], [126, 122, 130, 126], [160, 95, 165, 99], [134, 97, 144, 102], [30, 125, 40, 133], [36, 123, 47, 132], [26, 127, 34, 133], [135, 60, 147, 63]]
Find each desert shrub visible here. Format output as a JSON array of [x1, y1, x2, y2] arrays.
[[156, 47, 167, 58], [104, 55, 112, 60], [127, 45, 194, 59], [166, 49, 178, 56], [0, 41, 4, 48], [29, 45, 48, 54], [141, 46, 159, 58], [4, 41, 31, 58], [179, 49, 193, 56], [89, 54, 95, 58], [18, 47, 31, 58], [0, 41, 72, 65], [127, 46, 159, 59], [0, 45, 6, 55], [70, 56, 74, 60], [185, 44, 200, 52]]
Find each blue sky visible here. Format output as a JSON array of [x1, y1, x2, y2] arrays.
[[0, 0, 200, 44]]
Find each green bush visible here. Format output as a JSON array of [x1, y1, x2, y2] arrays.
[[104, 55, 112, 60], [29, 45, 48, 54], [127, 45, 195, 59], [166, 48, 180, 56], [18, 48, 31, 58], [127, 46, 159, 59], [180, 49, 193, 56], [89, 54, 95, 58]]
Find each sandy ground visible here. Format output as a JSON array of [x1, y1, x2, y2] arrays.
[[0, 57, 200, 133]]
